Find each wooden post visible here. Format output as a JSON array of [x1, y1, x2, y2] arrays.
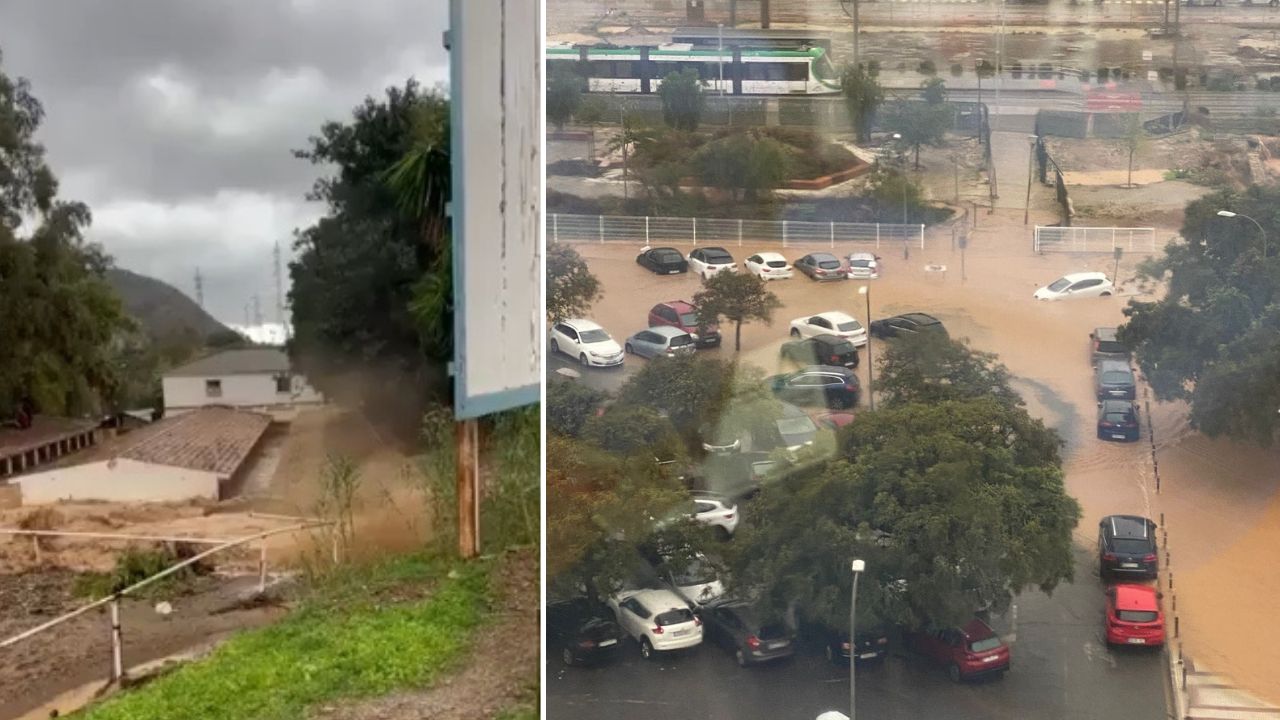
[[258, 543, 268, 594], [457, 418, 481, 559], [110, 599, 124, 682]]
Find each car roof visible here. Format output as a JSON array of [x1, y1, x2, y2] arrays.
[[647, 246, 681, 254], [1099, 360, 1132, 372], [808, 333, 849, 345], [1102, 514, 1157, 537], [815, 311, 857, 322], [777, 402, 809, 418], [1094, 327, 1120, 341], [1063, 271, 1108, 282], [1113, 584, 1159, 610], [658, 299, 696, 312], [699, 246, 731, 254], [960, 618, 999, 642], [646, 325, 690, 338], [627, 588, 690, 608], [849, 251, 876, 261], [562, 318, 603, 331], [898, 312, 940, 324], [757, 251, 787, 261], [807, 252, 840, 261]]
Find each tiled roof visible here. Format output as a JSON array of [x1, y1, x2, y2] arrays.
[[117, 407, 272, 476], [0, 417, 99, 458], [165, 348, 290, 377]]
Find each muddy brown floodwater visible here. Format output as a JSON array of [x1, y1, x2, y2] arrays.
[[565, 204, 1280, 705]]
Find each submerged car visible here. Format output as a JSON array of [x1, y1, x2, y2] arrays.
[[744, 252, 794, 280], [846, 252, 881, 279], [1105, 584, 1165, 648], [1094, 359, 1136, 400], [789, 311, 869, 346], [868, 312, 947, 339], [636, 246, 689, 275], [1097, 399, 1140, 442], [779, 333, 860, 369], [795, 252, 847, 282], [549, 319, 625, 368], [688, 247, 737, 279], [1034, 271, 1114, 301], [1090, 327, 1130, 366], [767, 366, 860, 409], [649, 300, 721, 348], [624, 326, 697, 359]]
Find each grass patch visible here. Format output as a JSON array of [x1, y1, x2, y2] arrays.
[[77, 554, 493, 720], [494, 681, 539, 720]]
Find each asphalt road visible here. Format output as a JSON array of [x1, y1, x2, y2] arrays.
[[547, 547, 1168, 720]]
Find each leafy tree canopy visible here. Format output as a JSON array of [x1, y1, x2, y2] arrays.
[[841, 64, 885, 142], [547, 64, 583, 131], [547, 244, 602, 323], [876, 332, 1023, 409], [691, 131, 790, 203], [1119, 185, 1280, 444], [658, 68, 706, 132], [616, 354, 739, 442], [883, 100, 954, 170], [547, 377, 607, 438], [692, 272, 782, 351]]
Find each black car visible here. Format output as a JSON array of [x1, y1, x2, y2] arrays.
[[636, 246, 689, 275], [701, 599, 796, 667], [780, 333, 860, 369], [767, 366, 860, 409], [869, 312, 947, 339], [1097, 399, 1140, 441], [548, 598, 625, 666], [1098, 515, 1159, 580], [1094, 359, 1136, 400], [1090, 327, 1130, 367], [822, 627, 891, 665], [794, 252, 847, 282]]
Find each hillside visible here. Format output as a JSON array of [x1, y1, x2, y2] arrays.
[[105, 268, 234, 341]]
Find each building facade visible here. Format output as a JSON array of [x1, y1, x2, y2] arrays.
[[162, 348, 323, 416]]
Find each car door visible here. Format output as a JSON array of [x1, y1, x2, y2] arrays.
[[689, 249, 705, 274], [783, 374, 823, 406], [706, 607, 733, 648], [746, 254, 763, 275], [636, 331, 661, 358], [796, 255, 812, 276], [819, 374, 847, 406], [1067, 278, 1102, 297], [796, 339, 819, 364], [618, 597, 646, 640]]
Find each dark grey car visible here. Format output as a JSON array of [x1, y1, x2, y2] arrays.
[[1094, 359, 1136, 400], [1090, 327, 1130, 367], [701, 600, 796, 667]]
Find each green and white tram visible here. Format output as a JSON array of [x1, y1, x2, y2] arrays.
[[545, 42, 842, 96]]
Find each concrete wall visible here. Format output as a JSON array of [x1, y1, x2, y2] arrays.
[[15, 458, 220, 505], [163, 372, 323, 413]]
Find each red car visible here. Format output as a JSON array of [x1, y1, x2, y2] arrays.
[[1105, 584, 1165, 648], [648, 300, 721, 348], [908, 618, 1010, 682], [811, 411, 856, 429]]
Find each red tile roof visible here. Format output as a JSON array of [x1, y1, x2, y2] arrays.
[[114, 407, 271, 476]]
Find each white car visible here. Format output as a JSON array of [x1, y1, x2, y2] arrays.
[[744, 252, 794, 280], [1034, 271, 1115, 301], [688, 247, 736, 279], [789, 311, 868, 347], [549, 319, 624, 367], [609, 588, 704, 659], [692, 490, 739, 538], [660, 553, 726, 607], [846, 252, 880, 279]]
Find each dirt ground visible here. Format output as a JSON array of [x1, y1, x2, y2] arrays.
[[566, 203, 1280, 705]]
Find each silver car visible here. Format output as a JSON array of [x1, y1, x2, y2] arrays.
[[624, 326, 697, 359], [847, 252, 881, 279]]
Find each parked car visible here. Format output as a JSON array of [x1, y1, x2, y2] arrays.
[[649, 300, 721, 347], [744, 252, 794, 280], [789, 311, 869, 346], [1094, 359, 1136, 400], [1097, 399, 1140, 441], [549, 319, 624, 368], [907, 618, 1010, 682], [821, 626, 891, 665], [1090, 327, 1130, 366], [702, 599, 796, 666], [780, 333, 859, 369], [846, 252, 881, 279], [812, 410, 856, 429], [767, 366, 860, 409], [608, 588, 703, 659], [1034, 271, 1114, 301], [688, 247, 736, 279], [685, 452, 775, 499], [548, 598, 625, 666], [868, 312, 947, 339], [1104, 584, 1165, 648], [691, 490, 740, 539], [1098, 514, 1158, 580], [658, 553, 725, 607], [636, 246, 690, 275], [625, 326, 697, 359], [795, 252, 847, 282], [700, 422, 742, 454]]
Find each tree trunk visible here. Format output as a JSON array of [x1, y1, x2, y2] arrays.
[[1127, 147, 1134, 188], [914, 143, 921, 170], [735, 321, 743, 351]]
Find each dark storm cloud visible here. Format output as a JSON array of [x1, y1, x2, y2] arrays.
[[0, 0, 448, 324]]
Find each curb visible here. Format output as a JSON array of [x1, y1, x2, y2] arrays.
[[1166, 647, 1189, 720]]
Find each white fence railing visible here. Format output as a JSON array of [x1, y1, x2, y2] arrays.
[[1034, 226, 1158, 254], [549, 213, 926, 249]]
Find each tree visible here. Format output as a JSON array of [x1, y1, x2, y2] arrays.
[[867, 166, 926, 223], [1120, 113, 1145, 189], [921, 77, 948, 105], [1119, 186, 1280, 444], [883, 100, 954, 170], [583, 404, 686, 461], [0, 50, 130, 418], [657, 68, 706, 132], [841, 64, 885, 142], [731, 397, 1079, 632], [547, 64, 583, 131], [691, 131, 789, 203], [692, 272, 782, 351], [547, 244, 602, 322], [876, 332, 1023, 409], [547, 378, 607, 438], [616, 354, 738, 441]]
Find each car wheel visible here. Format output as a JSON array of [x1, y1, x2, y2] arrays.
[[579, 353, 590, 367], [550, 339, 560, 355], [790, 328, 801, 338], [562, 647, 575, 666], [948, 663, 962, 683], [624, 343, 633, 355], [641, 638, 655, 660], [1100, 291, 1112, 297], [736, 649, 748, 667]]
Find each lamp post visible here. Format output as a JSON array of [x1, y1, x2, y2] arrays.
[[1216, 210, 1268, 258], [1024, 135, 1036, 225], [859, 286, 873, 411], [718, 23, 725, 96], [849, 559, 866, 720]]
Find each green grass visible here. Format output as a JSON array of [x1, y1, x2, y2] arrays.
[[77, 554, 493, 720]]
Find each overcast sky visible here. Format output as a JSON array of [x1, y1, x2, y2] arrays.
[[0, 0, 449, 325]]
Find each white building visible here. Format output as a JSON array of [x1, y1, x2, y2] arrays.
[[162, 348, 323, 417]]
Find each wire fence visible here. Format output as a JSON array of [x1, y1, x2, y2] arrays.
[[1033, 225, 1158, 253], [548, 214, 926, 249]]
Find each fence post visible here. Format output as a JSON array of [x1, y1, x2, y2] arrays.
[[598, 215, 604, 244], [783, 220, 788, 248], [876, 223, 881, 249], [692, 217, 697, 245], [645, 216, 650, 245], [1112, 227, 1117, 251], [919, 224, 925, 250], [258, 542, 268, 594], [552, 213, 558, 243], [31, 535, 40, 563], [110, 599, 124, 682], [738, 218, 743, 246]]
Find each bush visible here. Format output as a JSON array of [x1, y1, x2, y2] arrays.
[[867, 60, 881, 76], [950, 63, 963, 77], [74, 545, 200, 599], [918, 60, 937, 75]]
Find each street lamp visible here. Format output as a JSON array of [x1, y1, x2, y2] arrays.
[[858, 286, 873, 411], [717, 23, 725, 96], [849, 558, 866, 720], [1216, 210, 1269, 258]]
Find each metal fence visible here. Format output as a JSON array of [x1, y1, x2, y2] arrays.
[[1033, 226, 1157, 253], [549, 214, 926, 249]]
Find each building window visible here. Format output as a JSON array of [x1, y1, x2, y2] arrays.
[[205, 379, 222, 398], [275, 374, 291, 393]]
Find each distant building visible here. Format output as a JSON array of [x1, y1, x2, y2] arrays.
[[162, 348, 323, 417]]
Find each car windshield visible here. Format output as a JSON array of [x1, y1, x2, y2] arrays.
[[1117, 610, 1159, 623], [655, 608, 695, 626], [969, 637, 1003, 653], [851, 258, 872, 267], [1112, 538, 1153, 553], [673, 559, 716, 586], [679, 312, 700, 326], [1102, 371, 1132, 384], [757, 621, 789, 640], [1097, 341, 1127, 354], [836, 320, 863, 332], [1104, 412, 1133, 423], [1048, 278, 1072, 292], [657, 251, 680, 263], [669, 334, 693, 347], [766, 260, 788, 268]]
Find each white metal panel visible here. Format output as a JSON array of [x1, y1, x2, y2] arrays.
[[450, 0, 542, 419]]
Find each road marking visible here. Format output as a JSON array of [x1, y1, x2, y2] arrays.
[[1083, 639, 1118, 668]]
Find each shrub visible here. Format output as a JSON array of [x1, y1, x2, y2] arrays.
[[918, 60, 937, 75], [950, 63, 963, 77]]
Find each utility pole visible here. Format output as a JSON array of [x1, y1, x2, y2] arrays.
[[1024, 136, 1036, 225], [761, 0, 770, 28], [620, 107, 629, 202], [252, 294, 263, 326], [194, 268, 204, 308], [273, 240, 284, 328]]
